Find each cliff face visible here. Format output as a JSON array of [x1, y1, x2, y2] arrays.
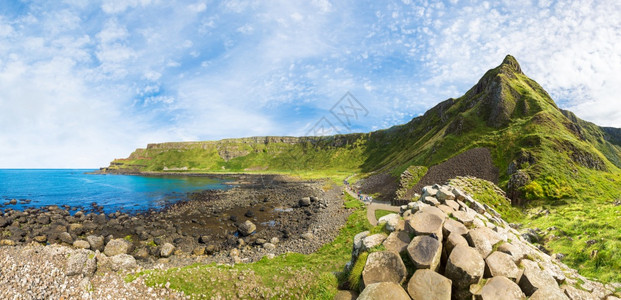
[[103, 55, 621, 204]]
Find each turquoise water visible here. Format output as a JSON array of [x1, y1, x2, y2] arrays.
[[0, 169, 231, 213]]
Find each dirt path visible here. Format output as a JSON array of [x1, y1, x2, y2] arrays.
[[344, 175, 400, 226]]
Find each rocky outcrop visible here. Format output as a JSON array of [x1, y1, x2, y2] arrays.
[[339, 184, 618, 300]]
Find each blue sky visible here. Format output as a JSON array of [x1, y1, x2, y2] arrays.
[[0, 0, 620, 168]]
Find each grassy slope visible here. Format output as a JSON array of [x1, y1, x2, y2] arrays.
[[112, 56, 621, 283]]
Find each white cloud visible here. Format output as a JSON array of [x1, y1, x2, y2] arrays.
[[101, 0, 153, 14], [1, 0, 620, 168], [188, 2, 207, 13]]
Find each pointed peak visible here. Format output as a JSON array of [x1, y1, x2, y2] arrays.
[[500, 54, 522, 74]]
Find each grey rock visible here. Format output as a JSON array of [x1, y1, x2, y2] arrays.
[[358, 282, 410, 300], [442, 218, 469, 237], [382, 230, 411, 254], [466, 227, 503, 258], [361, 233, 387, 251], [407, 235, 442, 271], [479, 276, 525, 300], [362, 251, 407, 287], [160, 243, 175, 257], [109, 254, 137, 271], [445, 245, 484, 290], [299, 197, 311, 207], [87, 235, 104, 252], [59, 232, 74, 244], [405, 211, 444, 240], [377, 214, 400, 232], [407, 269, 451, 300], [484, 251, 520, 281], [73, 240, 90, 249], [436, 188, 455, 202], [104, 238, 132, 256], [530, 287, 569, 300], [563, 285, 597, 300], [238, 220, 256, 236], [66, 252, 88, 276], [517, 259, 559, 296]]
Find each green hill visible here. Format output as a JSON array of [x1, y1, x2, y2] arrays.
[[104, 55, 621, 205]]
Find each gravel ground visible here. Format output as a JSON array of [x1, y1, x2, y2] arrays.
[[407, 147, 499, 198], [0, 243, 186, 299]]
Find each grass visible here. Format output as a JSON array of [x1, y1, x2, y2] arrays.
[[128, 191, 372, 299], [521, 198, 621, 283], [344, 193, 364, 209], [374, 209, 396, 220]]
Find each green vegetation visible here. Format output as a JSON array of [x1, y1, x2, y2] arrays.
[[449, 177, 523, 223], [129, 193, 372, 299], [343, 193, 364, 209], [522, 198, 621, 283], [374, 209, 395, 220], [116, 56, 621, 284]]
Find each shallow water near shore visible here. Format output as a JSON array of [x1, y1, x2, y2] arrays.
[[0, 169, 232, 213]]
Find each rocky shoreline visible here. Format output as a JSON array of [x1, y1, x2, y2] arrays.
[[0, 175, 352, 297]]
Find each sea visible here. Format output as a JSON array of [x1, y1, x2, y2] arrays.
[[0, 169, 232, 214]]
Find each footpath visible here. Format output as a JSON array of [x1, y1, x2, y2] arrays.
[[343, 176, 400, 226]]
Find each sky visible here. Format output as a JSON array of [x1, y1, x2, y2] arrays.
[[0, 0, 620, 168]]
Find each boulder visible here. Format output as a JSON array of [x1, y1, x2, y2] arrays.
[[497, 242, 525, 262], [466, 227, 503, 258], [333, 290, 358, 300], [422, 186, 438, 198], [436, 188, 455, 202], [352, 231, 370, 256], [444, 245, 485, 290], [33, 235, 47, 243], [517, 260, 559, 296], [452, 210, 475, 226], [361, 233, 387, 251], [263, 242, 276, 250], [451, 188, 467, 201], [66, 252, 88, 276], [444, 232, 469, 257], [563, 285, 597, 300], [407, 269, 451, 300], [530, 287, 570, 300], [299, 197, 311, 207], [382, 230, 411, 254], [437, 204, 455, 216], [362, 251, 407, 287], [160, 243, 175, 257], [407, 235, 442, 271], [442, 218, 469, 237], [358, 282, 410, 300], [444, 200, 460, 211], [83, 254, 97, 277], [109, 254, 137, 271], [479, 276, 525, 300], [238, 220, 256, 236], [484, 251, 520, 280], [192, 246, 206, 256], [73, 240, 90, 249], [377, 214, 400, 232], [406, 211, 444, 239], [86, 235, 104, 252], [422, 196, 440, 206], [104, 239, 132, 256], [59, 232, 74, 244]]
